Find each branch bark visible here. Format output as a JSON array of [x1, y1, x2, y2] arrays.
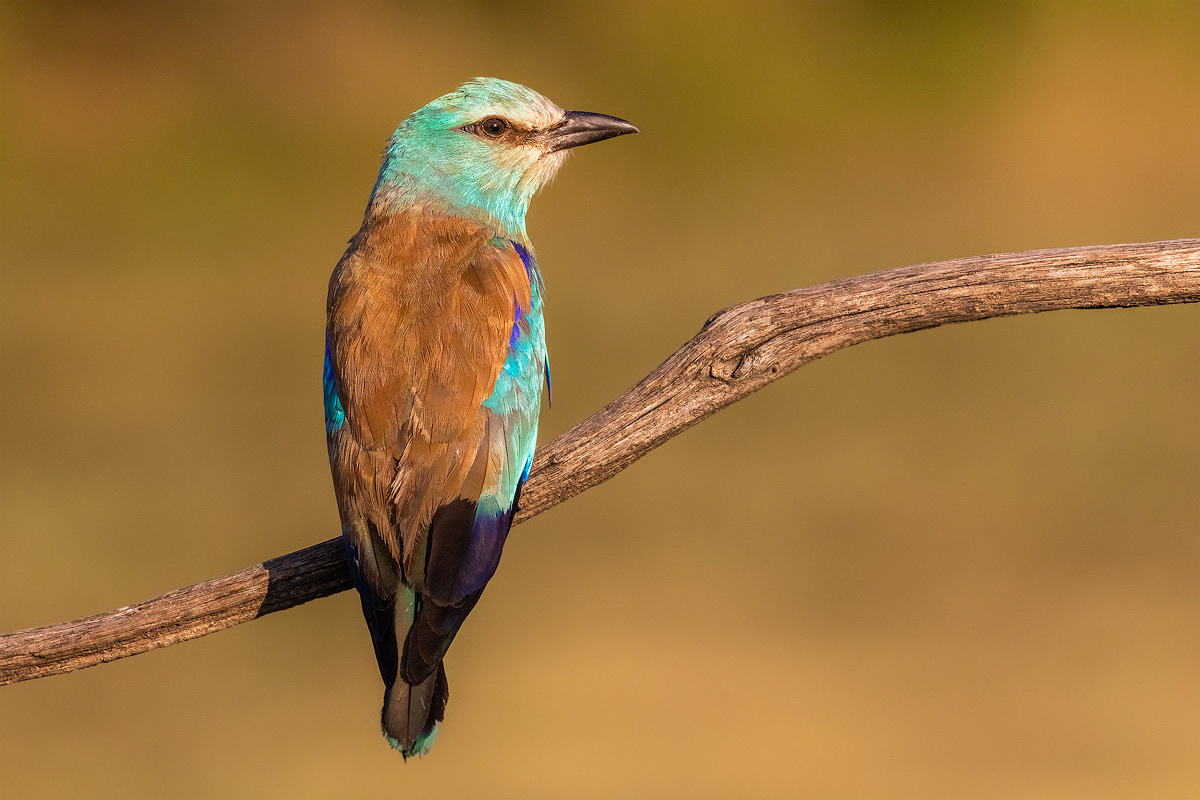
[[3, 239, 1198, 687]]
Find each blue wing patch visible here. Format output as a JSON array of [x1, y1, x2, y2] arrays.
[[511, 240, 535, 280], [323, 336, 346, 433]]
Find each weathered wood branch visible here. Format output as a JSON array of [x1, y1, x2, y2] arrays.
[[3, 239, 1198, 687]]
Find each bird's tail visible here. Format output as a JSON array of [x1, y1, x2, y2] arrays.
[[380, 584, 449, 758], [382, 661, 448, 758]]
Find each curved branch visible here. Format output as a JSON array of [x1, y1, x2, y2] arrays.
[[3, 239, 1198, 686]]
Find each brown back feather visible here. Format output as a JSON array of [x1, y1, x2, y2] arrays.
[[326, 205, 530, 586]]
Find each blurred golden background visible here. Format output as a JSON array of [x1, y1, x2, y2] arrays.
[[2, 2, 1198, 797]]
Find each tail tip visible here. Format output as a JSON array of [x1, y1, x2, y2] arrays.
[[384, 723, 440, 759]]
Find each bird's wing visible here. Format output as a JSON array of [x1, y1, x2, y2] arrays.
[[325, 205, 536, 621], [402, 239, 545, 682]]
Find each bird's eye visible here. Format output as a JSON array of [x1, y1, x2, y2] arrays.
[[476, 117, 508, 138]]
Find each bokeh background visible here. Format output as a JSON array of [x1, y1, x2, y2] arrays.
[[2, 2, 1198, 798]]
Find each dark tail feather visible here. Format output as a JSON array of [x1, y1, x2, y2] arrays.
[[401, 588, 484, 685], [380, 583, 449, 758], [381, 662, 448, 758], [343, 523, 450, 757]]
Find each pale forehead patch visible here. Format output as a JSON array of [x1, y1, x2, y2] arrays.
[[431, 77, 564, 130]]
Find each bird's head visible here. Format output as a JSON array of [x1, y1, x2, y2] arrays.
[[372, 78, 638, 237]]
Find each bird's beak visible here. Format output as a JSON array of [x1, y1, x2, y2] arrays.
[[546, 110, 640, 152]]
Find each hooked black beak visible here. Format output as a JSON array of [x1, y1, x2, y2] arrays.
[[547, 110, 640, 152]]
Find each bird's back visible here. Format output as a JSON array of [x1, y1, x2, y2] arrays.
[[324, 203, 546, 755]]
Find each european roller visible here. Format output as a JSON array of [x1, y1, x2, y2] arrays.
[[323, 78, 637, 757]]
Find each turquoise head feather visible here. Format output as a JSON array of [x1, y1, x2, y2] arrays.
[[371, 77, 638, 238]]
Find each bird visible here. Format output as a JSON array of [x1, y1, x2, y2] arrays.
[[323, 78, 637, 757]]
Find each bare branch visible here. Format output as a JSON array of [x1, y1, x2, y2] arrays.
[[3, 239, 1198, 687]]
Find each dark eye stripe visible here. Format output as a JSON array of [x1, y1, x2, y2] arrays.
[[462, 117, 537, 141]]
